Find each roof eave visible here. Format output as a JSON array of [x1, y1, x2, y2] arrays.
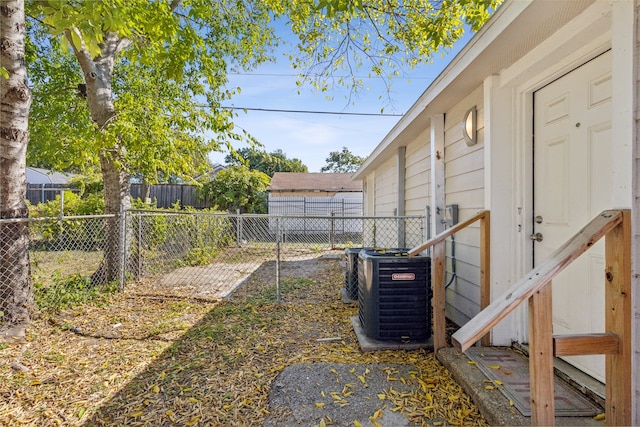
[[352, 0, 539, 181]]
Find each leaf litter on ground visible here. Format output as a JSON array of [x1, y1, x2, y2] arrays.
[[0, 255, 487, 426]]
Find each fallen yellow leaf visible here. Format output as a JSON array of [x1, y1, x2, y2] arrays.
[[185, 416, 200, 426]]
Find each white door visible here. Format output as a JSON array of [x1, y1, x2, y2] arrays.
[[533, 51, 612, 382]]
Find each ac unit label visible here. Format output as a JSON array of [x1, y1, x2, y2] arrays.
[[392, 272, 415, 281]]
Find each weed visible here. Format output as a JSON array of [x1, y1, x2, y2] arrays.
[[181, 247, 219, 267], [44, 353, 66, 363], [251, 277, 315, 302], [34, 275, 118, 314]]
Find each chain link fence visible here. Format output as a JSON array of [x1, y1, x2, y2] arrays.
[[0, 215, 119, 325], [0, 211, 426, 326]]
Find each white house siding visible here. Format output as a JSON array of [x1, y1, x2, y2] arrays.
[[374, 155, 397, 216], [371, 156, 399, 247], [443, 87, 485, 327], [363, 174, 375, 216], [404, 128, 431, 218]]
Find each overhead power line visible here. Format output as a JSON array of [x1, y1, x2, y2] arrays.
[[218, 105, 403, 117], [227, 72, 438, 81]]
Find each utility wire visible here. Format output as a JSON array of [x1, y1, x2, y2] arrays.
[[216, 105, 403, 117], [227, 72, 438, 81]]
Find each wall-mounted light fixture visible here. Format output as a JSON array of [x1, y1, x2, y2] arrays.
[[462, 106, 477, 146]]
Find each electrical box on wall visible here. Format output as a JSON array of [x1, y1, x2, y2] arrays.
[[444, 204, 458, 227]]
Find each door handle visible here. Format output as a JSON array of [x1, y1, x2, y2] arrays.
[[529, 233, 543, 242]]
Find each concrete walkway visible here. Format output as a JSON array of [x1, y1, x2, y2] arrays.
[[437, 347, 606, 426]]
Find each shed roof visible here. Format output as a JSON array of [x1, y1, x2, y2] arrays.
[[26, 167, 74, 184], [269, 173, 362, 192]]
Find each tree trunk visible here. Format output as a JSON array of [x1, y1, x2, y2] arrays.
[[0, 0, 32, 338], [90, 150, 130, 285], [141, 181, 151, 204], [69, 33, 131, 285]]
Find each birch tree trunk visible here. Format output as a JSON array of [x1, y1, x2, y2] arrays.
[[67, 32, 131, 285], [0, 0, 32, 337]]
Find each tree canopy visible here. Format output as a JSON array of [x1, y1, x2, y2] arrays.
[[284, 0, 503, 95], [24, 0, 280, 283], [321, 146, 365, 173], [225, 148, 308, 177], [26, 0, 276, 181], [201, 166, 270, 213]]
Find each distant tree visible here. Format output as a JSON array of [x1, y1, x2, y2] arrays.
[[201, 166, 270, 213], [321, 147, 365, 173], [225, 148, 307, 177]]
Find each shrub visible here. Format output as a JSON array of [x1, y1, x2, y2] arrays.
[[34, 274, 118, 314]]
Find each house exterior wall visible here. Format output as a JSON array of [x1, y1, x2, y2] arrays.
[[364, 174, 375, 216], [356, 0, 640, 419], [404, 128, 431, 217], [443, 86, 485, 327], [374, 156, 397, 216], [370, 156, 400, 247]]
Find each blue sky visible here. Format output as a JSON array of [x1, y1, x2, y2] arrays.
[[211, 27, 472, 173]]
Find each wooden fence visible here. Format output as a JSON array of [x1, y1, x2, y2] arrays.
[[27, 184, 212, 209], [129, 184, 211, 209]]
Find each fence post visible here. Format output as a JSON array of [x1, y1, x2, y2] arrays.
[[276, 217, 281, 303], [59, 189, 65, 218], [118, 207, 127, 291], [236, 209, 243, 247], [330, 212, 335, 249], [137, 213, 142, 280], [398, 216, 406, 248]]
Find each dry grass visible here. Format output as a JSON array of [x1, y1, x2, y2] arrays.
[[30, 250, 104, 287], [0, 257, 487, 426]]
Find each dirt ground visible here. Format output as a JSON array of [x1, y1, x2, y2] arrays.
[[0, 254, 486, 426]]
